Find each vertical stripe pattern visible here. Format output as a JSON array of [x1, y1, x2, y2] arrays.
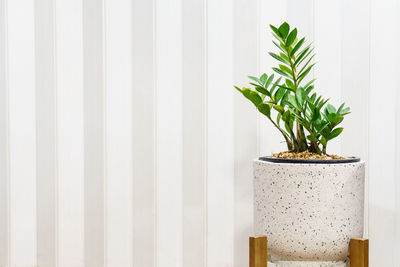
[[0, 1, 398, 266], [35, 0, 58, 266]]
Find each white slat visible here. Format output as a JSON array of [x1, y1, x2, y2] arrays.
[[105, 0, 133, 265], [369, 0, 399, 265], [56, 0, 85, 266], [34, 0, 58, 266], [0, 0, 9, 265], [207, 0, 234, 266], [340, 0, 371, 238], [83, 0, 106, 266], [131, 0, 156, 266], [258, 0, 287, 156], [313, 0, 342, 155], [7, 0, 37, 265], [232, 0, 258, 266], [155, 0, 183, 266], [182, 0, 206, 266]]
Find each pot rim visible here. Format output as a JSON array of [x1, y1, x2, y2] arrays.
[[258, 156, 360, 164]]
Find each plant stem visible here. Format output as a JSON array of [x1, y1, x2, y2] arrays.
[[286, 46, 307, 152]]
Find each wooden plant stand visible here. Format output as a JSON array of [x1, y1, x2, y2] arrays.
[[249, 236, 369, 267]]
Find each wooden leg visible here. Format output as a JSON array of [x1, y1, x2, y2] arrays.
[[349, 238, 369, 267], [249, 236, 267, 267]]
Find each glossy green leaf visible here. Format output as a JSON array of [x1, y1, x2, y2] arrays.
[[320, 137, 327, 147], [273, 105, 285, 113], [234, 86, 242, 93], [255, 86, 269, 96], [258, 103, 271, 117], [269, 77, 281, 94], [288, 94, 301, 111], [286, 28, 297, 47], [269, 52, 289, 65], [325, 104, 336, 114], [260, 73, 268, 85], [307, 135, 317, 142], [331, 115, 344, 126], [278, 22, 290, 38], [279, 64, 293, 75], [270, 25, 283, 39], [274, 87, 286, 102], [265, 74, 274, 89], [294, 46, 310, 66], [243, 89, 262, 106], [272, 67, 292, 79], [327, 127, 343, 140], [291, 37, 305, 56], [272, 40, 287, 54], [296, 87, 305, 106], [248, 76, 261, 84], [282, 110, 291, 122]]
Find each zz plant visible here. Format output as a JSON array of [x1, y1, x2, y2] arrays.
[[234, 22, 350, 155]]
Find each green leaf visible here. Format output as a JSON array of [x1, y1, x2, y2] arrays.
[[280, 91, 289, 106], [258, 103, 271, 117], [272, 67, 292, 79], [294, 45, 311, 66], [255, 86, 269, 96], [270, 25, 283, 39], [298, 54, 315, 74], [288, 94, 302, 111], [282, 110, 291, 122], [331, 115, 344, 126], [307, 135, 318, 142], [309, 93, 317, 103], [260, 73, 268, 85], [297, 47, 315, 67], [274, 87, 286, 102], [296, 87, 305, 106], [269, 52, 289, 65], [286, 28, 297, 47], [234, 86, 242, 93], [272, 40, 287, 54], [273, 105, 285, 113], [277, 112, 281, 125], [312, 107, 320, 121], [328, 127, 343, 140], [269, 77, 281, 94], [320, 137, 327, 146], [339, 107, 351, 115], [279, 64, 293, 75], [243, 88, 262, 106], [284, 122, 292, 133], [327, 113, 336, 122], [305, 85, 314, 96], [337, 103, 345, 114], [280, 53, 290, 62], [325, 104, 336, 114], [248, 76, 261, 84], [278, 22, 290, 38], [298, 63, 315, 84], [304, 78, 316, 89], [285, 79, 294, 89], [265, 74, 274, 89], [291, 37, 305, 56]]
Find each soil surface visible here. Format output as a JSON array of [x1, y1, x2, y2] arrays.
[[271, 151, 348, 160]]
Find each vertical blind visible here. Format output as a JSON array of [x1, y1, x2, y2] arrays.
[[0, 0, 399, 266]]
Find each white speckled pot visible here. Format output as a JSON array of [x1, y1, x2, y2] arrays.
[[254, 159, 365, 264]]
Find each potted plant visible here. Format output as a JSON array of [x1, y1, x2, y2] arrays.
[[235, 22, 365, 266]]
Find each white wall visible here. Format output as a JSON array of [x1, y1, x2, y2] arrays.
[[0, 0, 399, 266]]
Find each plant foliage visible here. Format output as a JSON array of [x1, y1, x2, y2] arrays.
[[234, 22, 350, 154]]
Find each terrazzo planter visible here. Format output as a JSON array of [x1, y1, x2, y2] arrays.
[[253, 157, 365, 266]]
